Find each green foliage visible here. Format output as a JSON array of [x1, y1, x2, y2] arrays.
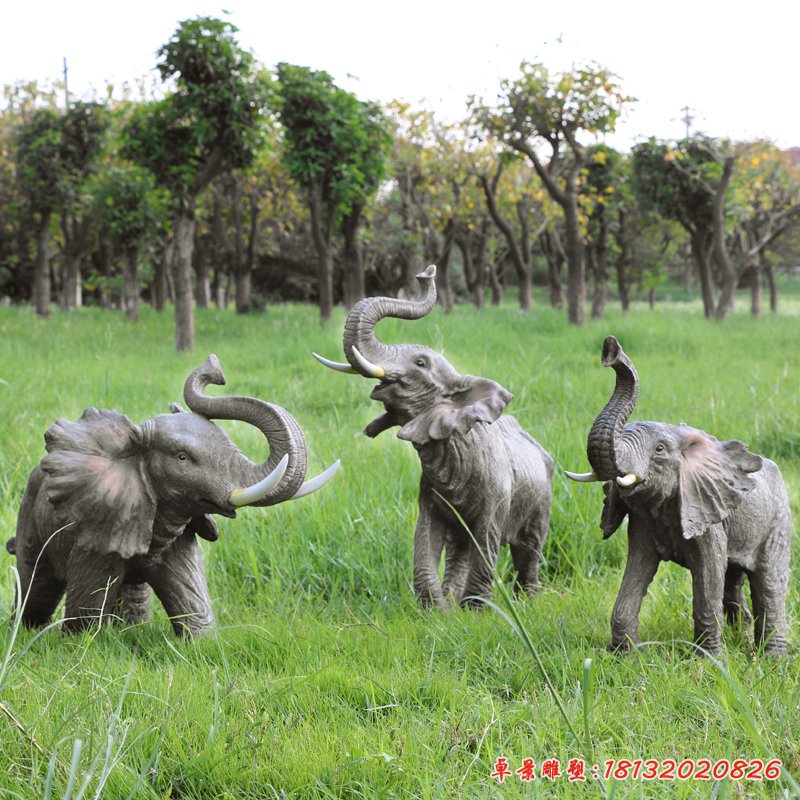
[[90, 164, 170, 250], [123, 16, 271, 201], [14, 108, 64, 217], [631, 137, 722, 234], [0, 300, 799, 796], [276, 63, 391, 216], [477, 61, 632, 162]]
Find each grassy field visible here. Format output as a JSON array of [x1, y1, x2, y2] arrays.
[[0, 289, 799, 799]]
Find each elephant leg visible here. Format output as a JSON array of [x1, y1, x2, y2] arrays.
[[117, 582, 151, 625], [63, 548, 124, 633], [723, 565, 751, 626], [610, 531, 660, 652], [689, 551, 726, 655], [749, 570, 789, 657], [16, 556, 65, 628], [458, 524, 501, 608], [147, 532, 215, 636], [441, 530, 471, 604], [413, 483, 448, 609], [511, 513, 550, 594]]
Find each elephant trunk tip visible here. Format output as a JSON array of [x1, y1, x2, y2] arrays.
[[201, 354, 226, 387], [417, 264, 437, 281], [601, 336, 622, 367]]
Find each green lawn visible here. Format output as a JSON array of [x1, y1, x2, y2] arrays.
[[0, 291, 798, 798]]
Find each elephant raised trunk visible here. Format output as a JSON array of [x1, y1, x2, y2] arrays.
[[342, 265, 437, 376], [585, 336, 639, 481], [183, 355, 308, 505]]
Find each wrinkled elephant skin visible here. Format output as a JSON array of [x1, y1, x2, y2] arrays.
[[10, 355, 337, 636], [315, 266, 553, 608], [567, 336, 792, 656]]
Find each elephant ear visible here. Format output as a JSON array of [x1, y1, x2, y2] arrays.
[[397, 376, 512, 445], [679, 433, 762, 540], [601, 481, 628, 539], [41, 407, 156, 559]]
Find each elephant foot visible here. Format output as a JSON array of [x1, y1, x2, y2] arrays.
[[514, 580, 540, 597], [724, 602, 753, 626], [608, 639, 637, 655], [416, 592, 449, 611]]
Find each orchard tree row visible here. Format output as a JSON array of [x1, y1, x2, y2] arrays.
[[1, 17, 799, 350]]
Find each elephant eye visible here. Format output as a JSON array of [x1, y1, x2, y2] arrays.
[[654, 443, 666, 454], [177, 452, 188, 462], [414, 358, 427, 368]]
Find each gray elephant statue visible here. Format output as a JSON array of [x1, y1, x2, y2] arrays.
[[566, 336, 791, 656], [314, 265, 553, 608], [9, 355, 338, 635]]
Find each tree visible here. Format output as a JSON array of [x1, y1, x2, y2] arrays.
[[124, 16, 270, 350], [632, 136, 749, 319], [276, 64, 390, 320], [91, 164, 168, 320], [14, 108, 63, 317], [475, 62, 631, 324], [476, 152, 543, 311], [57, 101, 107, 310], [727, 141, 800, 315]]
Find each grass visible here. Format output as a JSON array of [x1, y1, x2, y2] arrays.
[[0, 286, 799, 798]]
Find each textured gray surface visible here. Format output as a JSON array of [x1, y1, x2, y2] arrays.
[[11, 356, 310, 635], [572, 336, 792, 655], [320, 266, 553, 607]]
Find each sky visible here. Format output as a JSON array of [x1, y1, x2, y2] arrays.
[[2, 0, 798, 151]]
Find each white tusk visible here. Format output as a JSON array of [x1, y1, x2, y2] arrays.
[[351, 347, 385, 379], [565, 469, 599, 483], [229, 454, 289, 507], [616, 473, 640, 487], [312, 352, 358, 374], [291, 460, 341, 499]]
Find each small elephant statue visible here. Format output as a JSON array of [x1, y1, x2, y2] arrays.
[[314, 265, 553, 608], [567, 336, 791, 656], [9, 355, 339, 635]]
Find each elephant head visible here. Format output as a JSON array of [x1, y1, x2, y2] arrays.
[[40, 355, 338, 559], [313, 265, 512, 444], [566, 336, 762, 540]]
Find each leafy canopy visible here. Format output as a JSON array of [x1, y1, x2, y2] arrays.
[[276, 63, 391, 216], [124, 16, 271, 199]]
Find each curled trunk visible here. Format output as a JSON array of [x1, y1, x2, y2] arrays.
[[342, 265, 437, 374], [586, 336, 639, 480], [183, 356, 307, 504]]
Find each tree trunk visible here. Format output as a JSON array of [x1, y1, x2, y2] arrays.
[[194, 232, 211, 309], [123, 246, 140, 321], [712, 156, 737, 320], [563, 199, 585, 325], [540, 230, 565, 309], [692, 230, 715, 319], [309, 183, 334, 322], [431, 222, 456, 313], [750, 263, 762, 318], [488, 259, 502, 306], [764, 260, 778, 313], [342, 208, 365, 311], [151, 239, 170, 312], [479, 170, 532, 313], [60, 252, 81, 311], [33, 215, 51, 318], [97, 230, 113, 310], [172, 202, 196, 352]]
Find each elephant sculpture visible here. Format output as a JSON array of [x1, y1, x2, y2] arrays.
[[314, 265, 553, 608], [566, 336, 791, 656], [9, 355, 338, 635]]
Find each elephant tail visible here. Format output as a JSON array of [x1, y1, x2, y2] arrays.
[[6, 537, 15, 555]]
